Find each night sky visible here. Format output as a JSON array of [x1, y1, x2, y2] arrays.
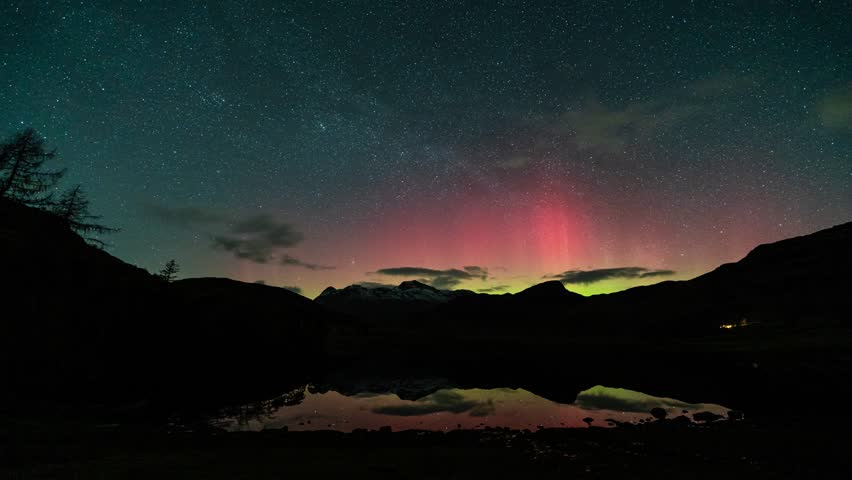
[[2, 1, 850, 297]]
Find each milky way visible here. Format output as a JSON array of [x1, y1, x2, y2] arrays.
[[2, 1, 850, 297]]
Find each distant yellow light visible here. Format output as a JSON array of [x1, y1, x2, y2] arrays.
[[720, 324, 735, 329]]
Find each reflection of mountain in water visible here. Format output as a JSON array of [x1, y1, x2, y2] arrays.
[[3, 196, 852, 421], [218, 385, 730, 432], [372, 389, 496, 417]]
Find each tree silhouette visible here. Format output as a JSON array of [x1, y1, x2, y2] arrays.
[[1, 128, 118, 247], [52, 185, 119, 248], [158, 259, 180, 282], [0, 128, 65, 207]]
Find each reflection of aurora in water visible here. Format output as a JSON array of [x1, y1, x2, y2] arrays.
[[219, 385, 730, 432]]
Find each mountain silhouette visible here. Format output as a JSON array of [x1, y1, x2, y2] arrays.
[[390, 220, 852, 338], [576, 220, 852, 335], [317, 218, 852, 335], [514, 280, 585, 302], [315, 220, 852, 416], [316, 280, 475, 319], [0, 198, 327, 410], [3, 195, 852, 418]]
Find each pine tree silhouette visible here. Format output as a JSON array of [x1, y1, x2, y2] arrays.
[[0, 128, 65, 207], [52, 185, 119, 248], [158, 259, 180, 282]]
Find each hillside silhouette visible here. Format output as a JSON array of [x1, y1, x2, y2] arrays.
[[2, 195, 852, 419], [317, 221, 852, 414], [0, 198, 328, 412]]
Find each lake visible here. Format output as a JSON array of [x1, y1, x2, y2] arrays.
[[216, 384, 731, 432]]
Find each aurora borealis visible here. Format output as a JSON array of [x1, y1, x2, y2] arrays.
[[2, 1, 850, 298]]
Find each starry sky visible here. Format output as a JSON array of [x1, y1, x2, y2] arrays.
[[2, 1, 850, 298]]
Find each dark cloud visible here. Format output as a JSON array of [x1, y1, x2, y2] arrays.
[[637, 269, 676, 278], [428, 275, 462, 290], [145, 204, 226, 228], [370, 265, 489, 289], [148, 205, 321, 266], [280, 254, 335, 271], [375, 267, 463, 277], [477, 284, 510, 293], [561, 98, 697, 153], [462, 266, 489, 278], [211, 214, 308, 264], [211, 235, 270, 262], [372, 390, 495, 417], [559, 74, 754, 152], [223, 214, 302, 245], [548, 267, 675, 285]]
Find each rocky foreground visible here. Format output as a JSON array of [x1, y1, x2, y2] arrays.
[[3, 415, 849, 479]]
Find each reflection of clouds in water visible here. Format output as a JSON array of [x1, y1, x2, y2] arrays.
[[351, 392, 384, 398], [469, 400, 496, 417], [575, 385, 706, 412], [372, 389, 496, 417], [222, 385, 730, 432]]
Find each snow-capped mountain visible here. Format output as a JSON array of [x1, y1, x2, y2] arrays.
[[316, 280, 475, 318]]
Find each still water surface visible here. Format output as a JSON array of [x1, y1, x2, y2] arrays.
[[218, 385, 730, 432]]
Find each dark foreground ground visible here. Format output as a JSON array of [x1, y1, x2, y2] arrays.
[[4, 326, 850, 480], [3, 416, 850, 479]]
